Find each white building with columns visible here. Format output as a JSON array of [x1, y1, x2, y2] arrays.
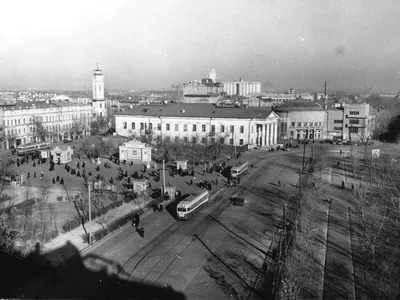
[[114, 104, 279, 148]]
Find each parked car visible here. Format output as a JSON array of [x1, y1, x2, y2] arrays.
[[230, 197, 245, 206]]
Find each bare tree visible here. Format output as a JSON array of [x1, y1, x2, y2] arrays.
[[372, 108, 397, 140], [32, 117, 48, 142]]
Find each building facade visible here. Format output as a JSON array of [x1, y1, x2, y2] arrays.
[[273, 101, 327, 140], [182, 79, 224, 104], [0, 101, 92, 149], [326, 103, 374, 141], [114, 104, 279, 148], [223, 81, 262, 97], [119, 140, 151, 163]]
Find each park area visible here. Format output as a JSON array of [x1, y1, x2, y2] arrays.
[[0, 134, 249, 256]]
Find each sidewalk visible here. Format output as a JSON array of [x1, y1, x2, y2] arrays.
[[322, 162, 355, 300]]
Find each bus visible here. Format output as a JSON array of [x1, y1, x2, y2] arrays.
[[230, 161, 249, 178], [176, 190, 209, 220], [16, 142, 50, 156]]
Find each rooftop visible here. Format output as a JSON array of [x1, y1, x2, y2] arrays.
[[273, 100, 324, 112], [115, 104, 274, 119], [0, 101, 91, 111]]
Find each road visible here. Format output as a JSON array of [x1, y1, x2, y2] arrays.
[[16, 149, 305, 300]]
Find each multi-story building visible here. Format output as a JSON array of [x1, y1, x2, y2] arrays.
[[223, 80, 261, 97], [182, 79, 224, 104], [115, 104, 279, 148], [326, 103, 374, 141], [0, 101, 92, 149], [273, 100, 327, 140]]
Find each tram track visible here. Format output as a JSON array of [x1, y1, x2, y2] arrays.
[[119, 156, 272, 286]]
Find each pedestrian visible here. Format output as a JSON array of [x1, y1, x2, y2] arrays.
[[278, 180, 281, 186], [60, 178, 64, 185], [34, 172, 36, 178], [337, 161, 340, 166], [159, 204, 163, 212], [140, 227, 145, 238], [340, 150, 342, 155], [52, 178, 55, 184], [56, 175, 60, 182]]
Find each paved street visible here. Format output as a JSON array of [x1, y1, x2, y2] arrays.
[[16, 148, 304, 299]]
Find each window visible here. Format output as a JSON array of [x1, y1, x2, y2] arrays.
[[239, 139, 244, 145], [319, 122, 322, 126], [221, 125, 225, 132], [149, 123, 153, 130], [7, 120, 9, 126], [131, 122, 135, 129], [165, 136, 171, 143], [220, 138, 224, 144], [297, 122, 301, 126], [175, 124, 179, 131], [349, 127, 359, 133], [349, 119, 359, 124], [184, 124, 187, 131], [18, 119, 20, 125], [183, 137, 188, 143], [192, 137, 197, 144], [309, 122, 313, 126], [123, 122, 127, 129], [157, 123, 161, 130], [349, 111, 360, 115], [201, 125, 206, 132], [211, 125, 215, 132], [334, 126, 342, 130], [230, 125, 234, 133], [140, 123, 144, 130], [334, 120, 343, 123], [192, 124, 197, 131], [290, 131, 294, 137], [201, 137, 206, 143], [230, 138, 234, 145], [303, 122, 307, 127], [100, 104, 102, 109], [166, 124, 170, 131], [291, 122, 295, 127], [132, 150, 138, 156], [240, 126, 244, 133]]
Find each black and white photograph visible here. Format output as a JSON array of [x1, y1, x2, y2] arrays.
[[1, 0, 400, 299]]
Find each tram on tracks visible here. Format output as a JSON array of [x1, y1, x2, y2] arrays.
[[176, 190, 209, 220], [230, 161, 249, 178]]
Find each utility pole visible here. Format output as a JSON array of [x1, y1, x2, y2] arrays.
[[163, 160, 166, 196], [88, 182, 92, 245], [298, 168, 302, 197], [302, 142, 306, 170]]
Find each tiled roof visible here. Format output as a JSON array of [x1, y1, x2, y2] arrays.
[[273, 100, 324, 112], [1, 101, 90, 111], [115, 104, 274, 119], [52, 145, 72, 151]]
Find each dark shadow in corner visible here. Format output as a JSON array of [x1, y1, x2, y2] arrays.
[[1, 241, 186, 299]]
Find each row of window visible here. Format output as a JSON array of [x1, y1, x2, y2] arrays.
[[290, 121, 323, 127], [123, 122, 246, 134], [145, 136, 245, 145], [5, 122, 84, 137], [4, 113, 91, 127], [334, 119, 360, 125], [349, 111, 360, 115], [289, 131, 322, 139]]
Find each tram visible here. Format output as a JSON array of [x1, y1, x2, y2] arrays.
[[230, 161, 249, 178], [176, 190, 209, 220], [16, 142, 50, 156]]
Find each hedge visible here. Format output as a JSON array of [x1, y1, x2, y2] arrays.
[[81, 211, 137, 243], [61, 199, 126, 233]]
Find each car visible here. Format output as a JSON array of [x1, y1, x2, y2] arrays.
[[230, 197, 245, 206]]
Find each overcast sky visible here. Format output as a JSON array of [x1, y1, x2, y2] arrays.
[[1, 0, 399, 92]]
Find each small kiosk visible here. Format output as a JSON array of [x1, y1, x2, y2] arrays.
[[132, 179, 149, 193], [176, 160, 188, 171], [163, 186, 176, 201], [50, 145, 73, 164]]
